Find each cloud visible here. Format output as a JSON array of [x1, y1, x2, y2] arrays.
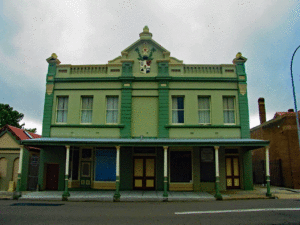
[[1, 0, 300, 132]]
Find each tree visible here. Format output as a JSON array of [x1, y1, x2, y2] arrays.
[[0, 104, 37, 133]]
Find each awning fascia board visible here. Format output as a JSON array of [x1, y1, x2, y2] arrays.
[[21, 138, 269, 150]]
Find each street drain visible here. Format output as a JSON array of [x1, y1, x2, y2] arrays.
[[11, 203, 64, 206]]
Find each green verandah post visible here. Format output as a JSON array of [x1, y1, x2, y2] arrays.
[[62, 145, 70, 200], [163, 146, 168, 199], [214, 146, 222, 200], [114, 146, 121, 201]]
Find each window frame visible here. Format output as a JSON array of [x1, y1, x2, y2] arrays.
[[198, 96, 211, 125], [80, 96, 93, 124], [106, 96, 119, 124], [56, 96, 69, 124], [223, 96, 236, 125], [171, 96, 185, 124]]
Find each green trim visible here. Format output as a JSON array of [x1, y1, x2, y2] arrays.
[[54, 77, 239, 83], [165, 125, 241, 128], [159, 83, 169, 138], [266, 176, 272, 197], [114, 176, 121, 201], [43, 60, 59, 137], [235, 62, 250, 139], [214, 176, 222, 200], [158, 62, 169, 77], [55, 88, 123, 91], [0, 148, 20, 150], [121, 62, 133, 77], [163, 177, 168, 197], [62, 175, 70, 200], [120, 83, 133, 138], [169, 88, 238, 91], [50, 88, 239, 91], [51, 124, 125, 128]]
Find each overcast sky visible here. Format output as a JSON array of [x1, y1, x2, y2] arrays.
[[1, 0, 300, 135]]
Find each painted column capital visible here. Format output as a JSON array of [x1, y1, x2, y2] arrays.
[[65, 145, 70, 149], [214, 146, 219, 151], [116, 146, 121, 151], [163, 146, 168, 150]]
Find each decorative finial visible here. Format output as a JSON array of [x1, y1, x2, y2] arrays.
[[236, 52, 242, 58], [51, 53, 58, 59], [143, 26, 149, 33]]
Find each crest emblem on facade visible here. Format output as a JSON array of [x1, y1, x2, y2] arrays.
[[135, 43, 156, 74]]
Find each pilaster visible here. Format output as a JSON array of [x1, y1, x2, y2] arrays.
[[42, 53, 61, 137], [120, 62, 134, 138], [233, 53, 250, 138]]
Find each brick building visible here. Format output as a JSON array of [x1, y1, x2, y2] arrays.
[[251, 98, 300, 188]]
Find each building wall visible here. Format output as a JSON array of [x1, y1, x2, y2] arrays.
[[0, 132, 21, 191], [251, 116, 300, 188], [41, 33, 252, 192]]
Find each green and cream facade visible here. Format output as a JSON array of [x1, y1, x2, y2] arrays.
[[22, 27, 269, 199]]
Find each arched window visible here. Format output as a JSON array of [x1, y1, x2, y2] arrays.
[[0, 158, 8, 178], [12, 158, 19, 184]]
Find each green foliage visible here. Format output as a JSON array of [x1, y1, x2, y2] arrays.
[[0, 103, 37, 133]]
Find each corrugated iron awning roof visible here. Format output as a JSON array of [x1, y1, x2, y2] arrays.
[[21, 137, 269, 150]]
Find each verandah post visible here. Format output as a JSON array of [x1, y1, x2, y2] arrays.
[[163, 146, 168, 199], [114, 146, 121, 201], [62, 145, 70, 200], [214, 146, 222, 200], [265, 145, 272, 197]]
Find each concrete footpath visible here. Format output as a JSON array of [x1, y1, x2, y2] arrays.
[[1, 186, 300, 202]]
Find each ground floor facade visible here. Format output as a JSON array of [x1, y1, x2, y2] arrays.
[[20, 138, 270, 200]]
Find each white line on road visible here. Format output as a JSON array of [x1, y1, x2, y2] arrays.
[[175, 208, 300, 215]]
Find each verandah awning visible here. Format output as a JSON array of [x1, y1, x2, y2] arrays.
[[21, 138, 269, 151]]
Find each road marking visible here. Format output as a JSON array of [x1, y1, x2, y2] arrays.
[[175, 208, 300, 215]]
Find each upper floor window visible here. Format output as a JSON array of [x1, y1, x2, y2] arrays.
[[106, 96, 119, 124], [56, 97, 68, 123], [172, 97, 184, 124], [198, 97, 210, 124], [223, 97, 235, 124], [81, 97, 93, 124]]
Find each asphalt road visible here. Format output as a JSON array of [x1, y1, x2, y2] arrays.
[[1, 199, 300, 225]]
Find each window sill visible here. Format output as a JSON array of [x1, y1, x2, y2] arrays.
[[51, 124, 125, 128], [165, 125, 241, 128]]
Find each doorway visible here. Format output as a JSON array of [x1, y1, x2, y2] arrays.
[[226, 156, 240, 189], [45, 163, 59, 190], [80, 161, 91, 188], [133, 157, 155, 190]]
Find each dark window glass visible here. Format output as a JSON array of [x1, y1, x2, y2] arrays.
[[170, 151, 192, 182], [82, 149, 92, 158], [71, 150, 79, 180], [200, 148, 215, 182], [134, 147, 156, 154]]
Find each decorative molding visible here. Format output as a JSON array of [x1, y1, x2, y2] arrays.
[[46, 84, 54, 95], [239, 84, 247, 95]]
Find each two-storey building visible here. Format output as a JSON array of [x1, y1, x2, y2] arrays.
[[21, 26, 269, 200]]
